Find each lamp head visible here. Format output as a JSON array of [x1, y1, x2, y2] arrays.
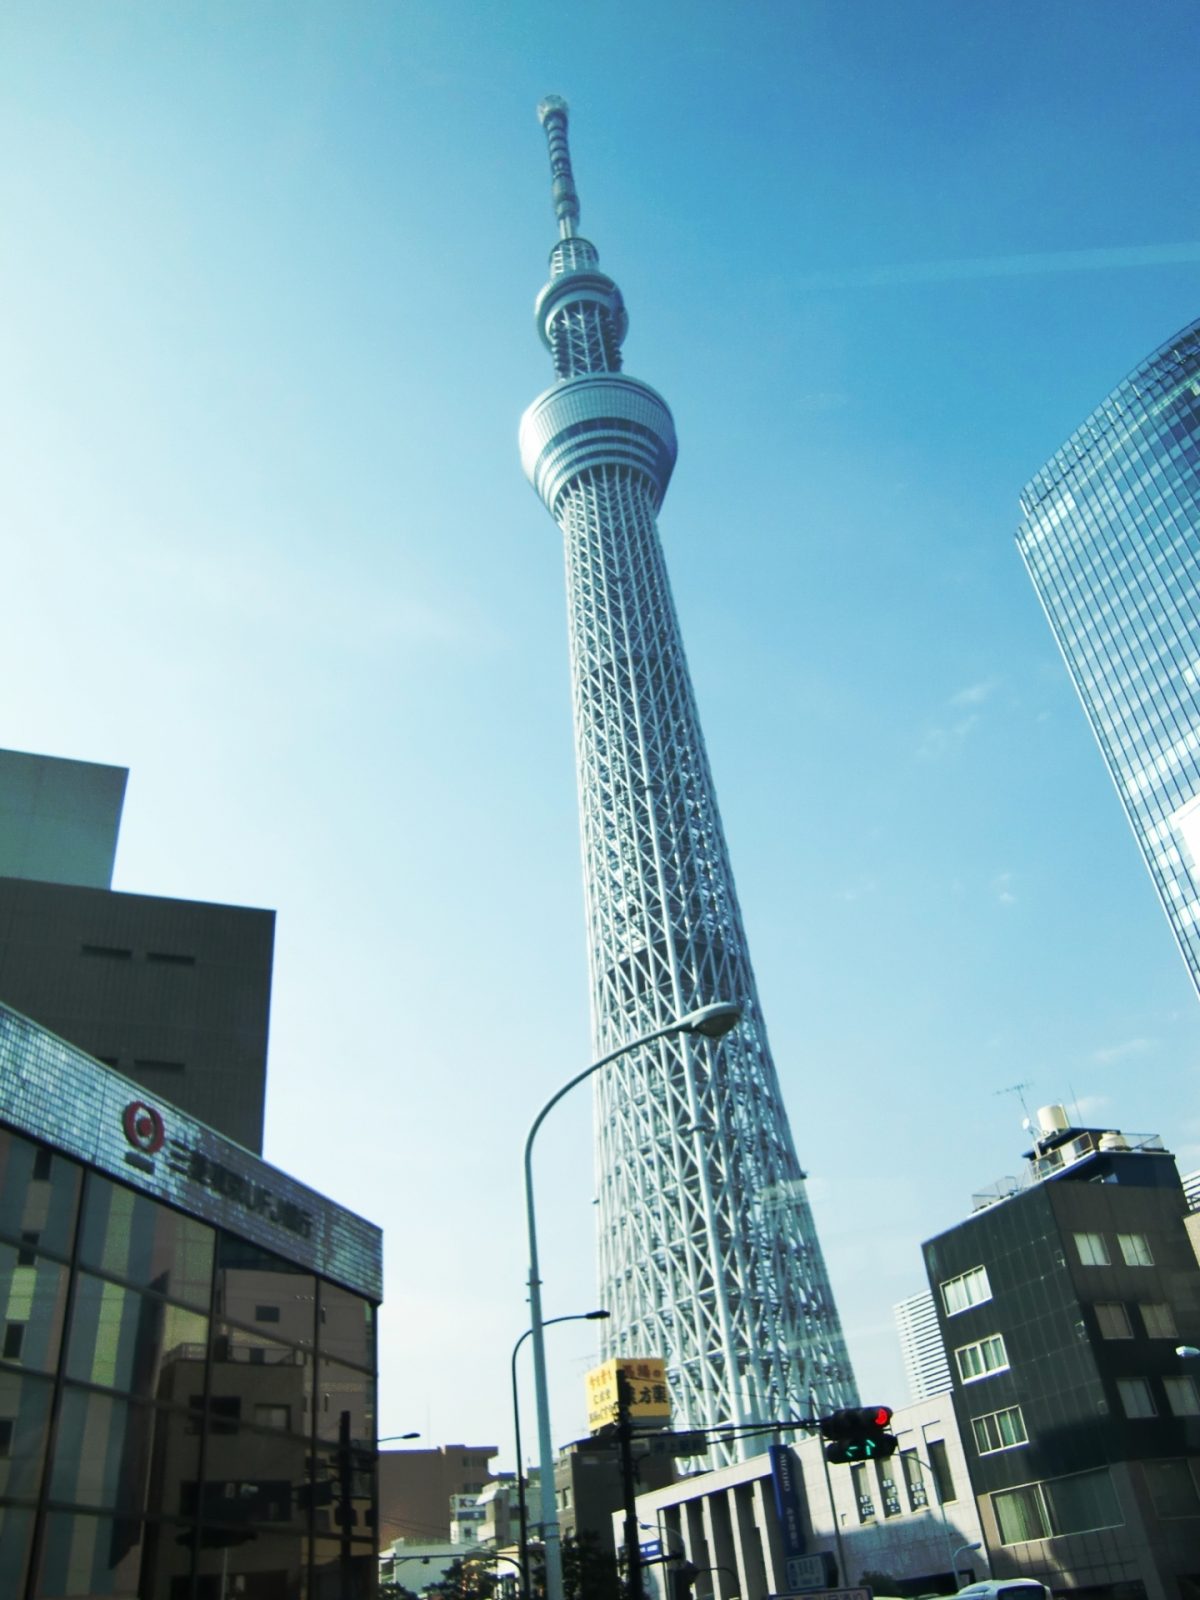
[[586, 1309, 611, 1320], [680, 1001, 741, 1039]]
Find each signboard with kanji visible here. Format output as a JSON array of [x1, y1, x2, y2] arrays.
[[585, 1357, 671, 1432]]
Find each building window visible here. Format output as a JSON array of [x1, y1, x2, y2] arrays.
[[16, 1232, 38, 1267], [851, 1462, 874, 1522], [1163, 1375, 1200, 1416], [993, 1481, 1050, 1543], [940, 1265, 992, 1315], [1074, 1232, 1110, 1266], [80, 943, 133, 960], [972, 1405, 1028, 1454], [1094, 1302, 1133, 1338], [901, 1450, 928, 1510], [993, 1468, 1122, 1544], [1144, 1459, 1200, 1519], [254, 1305, 281, 1323], [2, 1324, 25, 1361], [31, 1149, 52, 1182], [1117, 1378, 1157, 1418], [880, 1471, 901, 1516], [254, 1403, 291, 1429], [0, 1418, 12, 1457], [927, 1439, 957, 1504], [1118, 1233, 1154, 1267], [1140, 1301, 1178, 1338], [956, 1333, 1008, 1382]]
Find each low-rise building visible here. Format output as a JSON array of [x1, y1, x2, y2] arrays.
[[924, 1106, 1200, 1600]]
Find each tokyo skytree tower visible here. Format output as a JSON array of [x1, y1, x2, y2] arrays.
[[519, 98, 855, 1447]]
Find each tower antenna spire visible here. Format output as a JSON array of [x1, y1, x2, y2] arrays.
[[537, 95, 579, 239]]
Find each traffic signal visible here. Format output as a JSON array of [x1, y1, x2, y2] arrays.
[[819, 1405, 898, 1463]]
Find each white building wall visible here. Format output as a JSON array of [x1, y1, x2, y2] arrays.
[[625, 1396, 985, 1600]]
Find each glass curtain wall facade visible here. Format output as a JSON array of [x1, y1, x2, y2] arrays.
[[0, 1006, 381, 1600], [1017, 318, 1200, 995]]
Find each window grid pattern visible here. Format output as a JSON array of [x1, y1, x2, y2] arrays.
[[972, 1404, 1028, 1454], [0, 1126, 378, 1599], [519, 104, 855, 1453], [956, 1333, 1008, 1383], [1018, 320, 1200, 996]]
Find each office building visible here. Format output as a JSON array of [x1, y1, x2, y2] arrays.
[[895, 1290, 953, 1402], [626, 1392, 982, 1600], [0, 999, 382, 1599], [0, 748, 273, 1152], [1017, 320, 1200, 998], [377, 1444, 498, 1544], [923, 1104, 1200, 1598], [518, 97, 852, 1447]]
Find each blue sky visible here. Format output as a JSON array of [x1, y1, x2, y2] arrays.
[[2, 1, 1199, 1467]]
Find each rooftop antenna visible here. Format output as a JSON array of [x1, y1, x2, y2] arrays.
[[995, 1079, 1036, 1125]]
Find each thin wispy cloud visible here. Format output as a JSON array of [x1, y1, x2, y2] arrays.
[[797, 241, 1200, 293], [1091, 1037, 1157, 1066], [992, 871, 1016, 906], [951, 677, 1001, 708], [918, 712, 979, 759]]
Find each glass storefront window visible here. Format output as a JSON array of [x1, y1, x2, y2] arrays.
[[65, 1273, 208, 1401], [0, 1131, 82, 1261], [79, 1174, 215, 1311]]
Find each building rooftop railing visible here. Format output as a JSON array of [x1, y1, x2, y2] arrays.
[[971, 1130, 1167, 1211]]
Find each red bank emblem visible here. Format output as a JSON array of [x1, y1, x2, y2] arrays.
[[122, 1101, 165, 1155]]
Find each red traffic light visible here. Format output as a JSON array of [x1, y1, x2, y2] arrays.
[[865, 1405, 893, 1428]]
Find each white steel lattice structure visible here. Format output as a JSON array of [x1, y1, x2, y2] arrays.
[[519, 98, 855, 1452]]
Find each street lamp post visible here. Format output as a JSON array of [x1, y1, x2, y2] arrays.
[[524, 1001, 741, 1600], [952, 1542, 982, 1584], [512, 1310, 610, 1599]]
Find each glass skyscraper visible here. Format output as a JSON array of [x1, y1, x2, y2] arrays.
[[1018, 318, 1200, 995]]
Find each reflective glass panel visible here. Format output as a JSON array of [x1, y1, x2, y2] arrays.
[[313, 1536, 376, 1600], [215, 1234, 316, 1349], [209, 1322, 313, 1437], [186, 1417, 310, 1536], [80, 1173, 215, 1310], [0, 1504, 34, 1597], [35, 1512, 189, 1598], [65, 1272, 208, 1401], [319, 1282, 375, 1371], [314, 1356, 375, 1444], [194, 1526, 309, 1599], [0, 1242, 69, 1374], [0, 1130, 81, 1259], [0, 1368, 53, 1500], [51, 1387, 199, 1515]]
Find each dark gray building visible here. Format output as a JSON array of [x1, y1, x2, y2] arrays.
[[923, 1106, 1200, 1600], [0, 748, 273, 1152]]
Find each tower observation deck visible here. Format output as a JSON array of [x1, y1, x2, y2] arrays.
[[519, 98, 855, 1450]]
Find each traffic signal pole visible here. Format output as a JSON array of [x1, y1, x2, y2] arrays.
[[810, 1389, 847, 1587], [617, 1375, 645, 1600]]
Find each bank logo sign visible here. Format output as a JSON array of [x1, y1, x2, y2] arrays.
[[120, 1098, 314, 1239]]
